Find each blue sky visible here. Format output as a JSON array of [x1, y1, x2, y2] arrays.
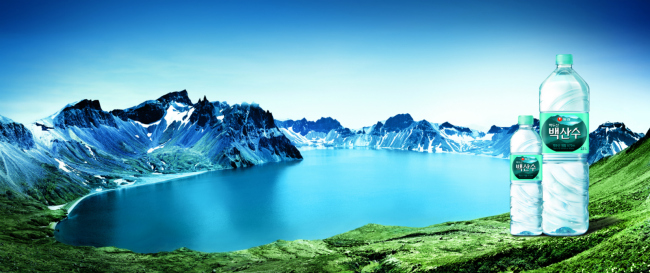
[[1, 0, 649, 132]]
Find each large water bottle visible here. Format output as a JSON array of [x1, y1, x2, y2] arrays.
[[539, 54, 590, 236], [510, 115, 543, 236]]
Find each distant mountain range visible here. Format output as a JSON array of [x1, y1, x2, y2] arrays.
[[275, 114, 645, 165], [1, 91, 645, 205], [0, 90, 301, 204]]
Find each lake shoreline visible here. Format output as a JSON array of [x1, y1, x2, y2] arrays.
[[50, 171, 208, 230], [296, 145, 509, 159]]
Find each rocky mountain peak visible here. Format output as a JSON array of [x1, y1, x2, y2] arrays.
[[439, 122, 472, 134], [111, 101, 165, 125], [592, 122, 642, 138], [62, 99, 103, 112], [112, 90, 194, 125], [195, 95, 211, 107], [55, 99, 116, 129], [588, 122, 644, 164], [414, 120, 436, 132], [190, 95, 219, 128], [157, 90, 192, 106], [487, 125, 504, 134], [274, 117, 343, 135], [369, 121, 384, 136], [597, 122, 629, 132], [313, 117, 342, 131], [384, 114, 414, 132]]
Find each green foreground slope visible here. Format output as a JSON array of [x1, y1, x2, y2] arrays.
[[1, 131, 649, 272]]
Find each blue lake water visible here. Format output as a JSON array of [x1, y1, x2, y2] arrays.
[[55, 148, 509, 253]]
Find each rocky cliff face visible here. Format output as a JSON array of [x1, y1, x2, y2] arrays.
[[0, 91, 302, 204], [55, 100, 118, 129], [0, 116, 35, 150], [383, 114, 415, 132]]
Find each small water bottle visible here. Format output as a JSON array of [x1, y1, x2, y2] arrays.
[[510, 115, 543, 236]]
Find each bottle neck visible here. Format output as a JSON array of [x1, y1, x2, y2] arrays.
[[557, 64, 572, 68], [519, 124, 532, 129]]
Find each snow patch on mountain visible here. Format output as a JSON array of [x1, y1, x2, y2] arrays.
[[163, 102, 194, 130], [54, 159, 71, 173], [135, 120, 161, 128], [147, 144, 165, 154], [85, 144, 94, 157]]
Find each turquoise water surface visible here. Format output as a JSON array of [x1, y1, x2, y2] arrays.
[[55, 148, 509, 253]]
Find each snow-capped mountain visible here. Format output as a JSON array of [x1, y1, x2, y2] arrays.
[[0, 90, 302, 204], [276, 113, 521, 157], [275, 117, 355, 147], [276, 114, 644, 164], [588, 122, 645, 164]]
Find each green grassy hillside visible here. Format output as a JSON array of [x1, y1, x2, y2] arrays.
[[1, 131, 649, 272]]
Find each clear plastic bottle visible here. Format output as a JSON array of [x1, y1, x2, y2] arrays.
[[539, 54, 590, 236], [510, 115, 543, 236]]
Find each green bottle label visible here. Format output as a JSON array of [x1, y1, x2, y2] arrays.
[[510, 155, 542, 181], [540, 112, 589, 154]]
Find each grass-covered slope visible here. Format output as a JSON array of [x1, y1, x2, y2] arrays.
[[1, 130, 649, 272]]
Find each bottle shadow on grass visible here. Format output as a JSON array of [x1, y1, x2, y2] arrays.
[[585, 216, 622, 234], [530, 216, 622, 237]]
